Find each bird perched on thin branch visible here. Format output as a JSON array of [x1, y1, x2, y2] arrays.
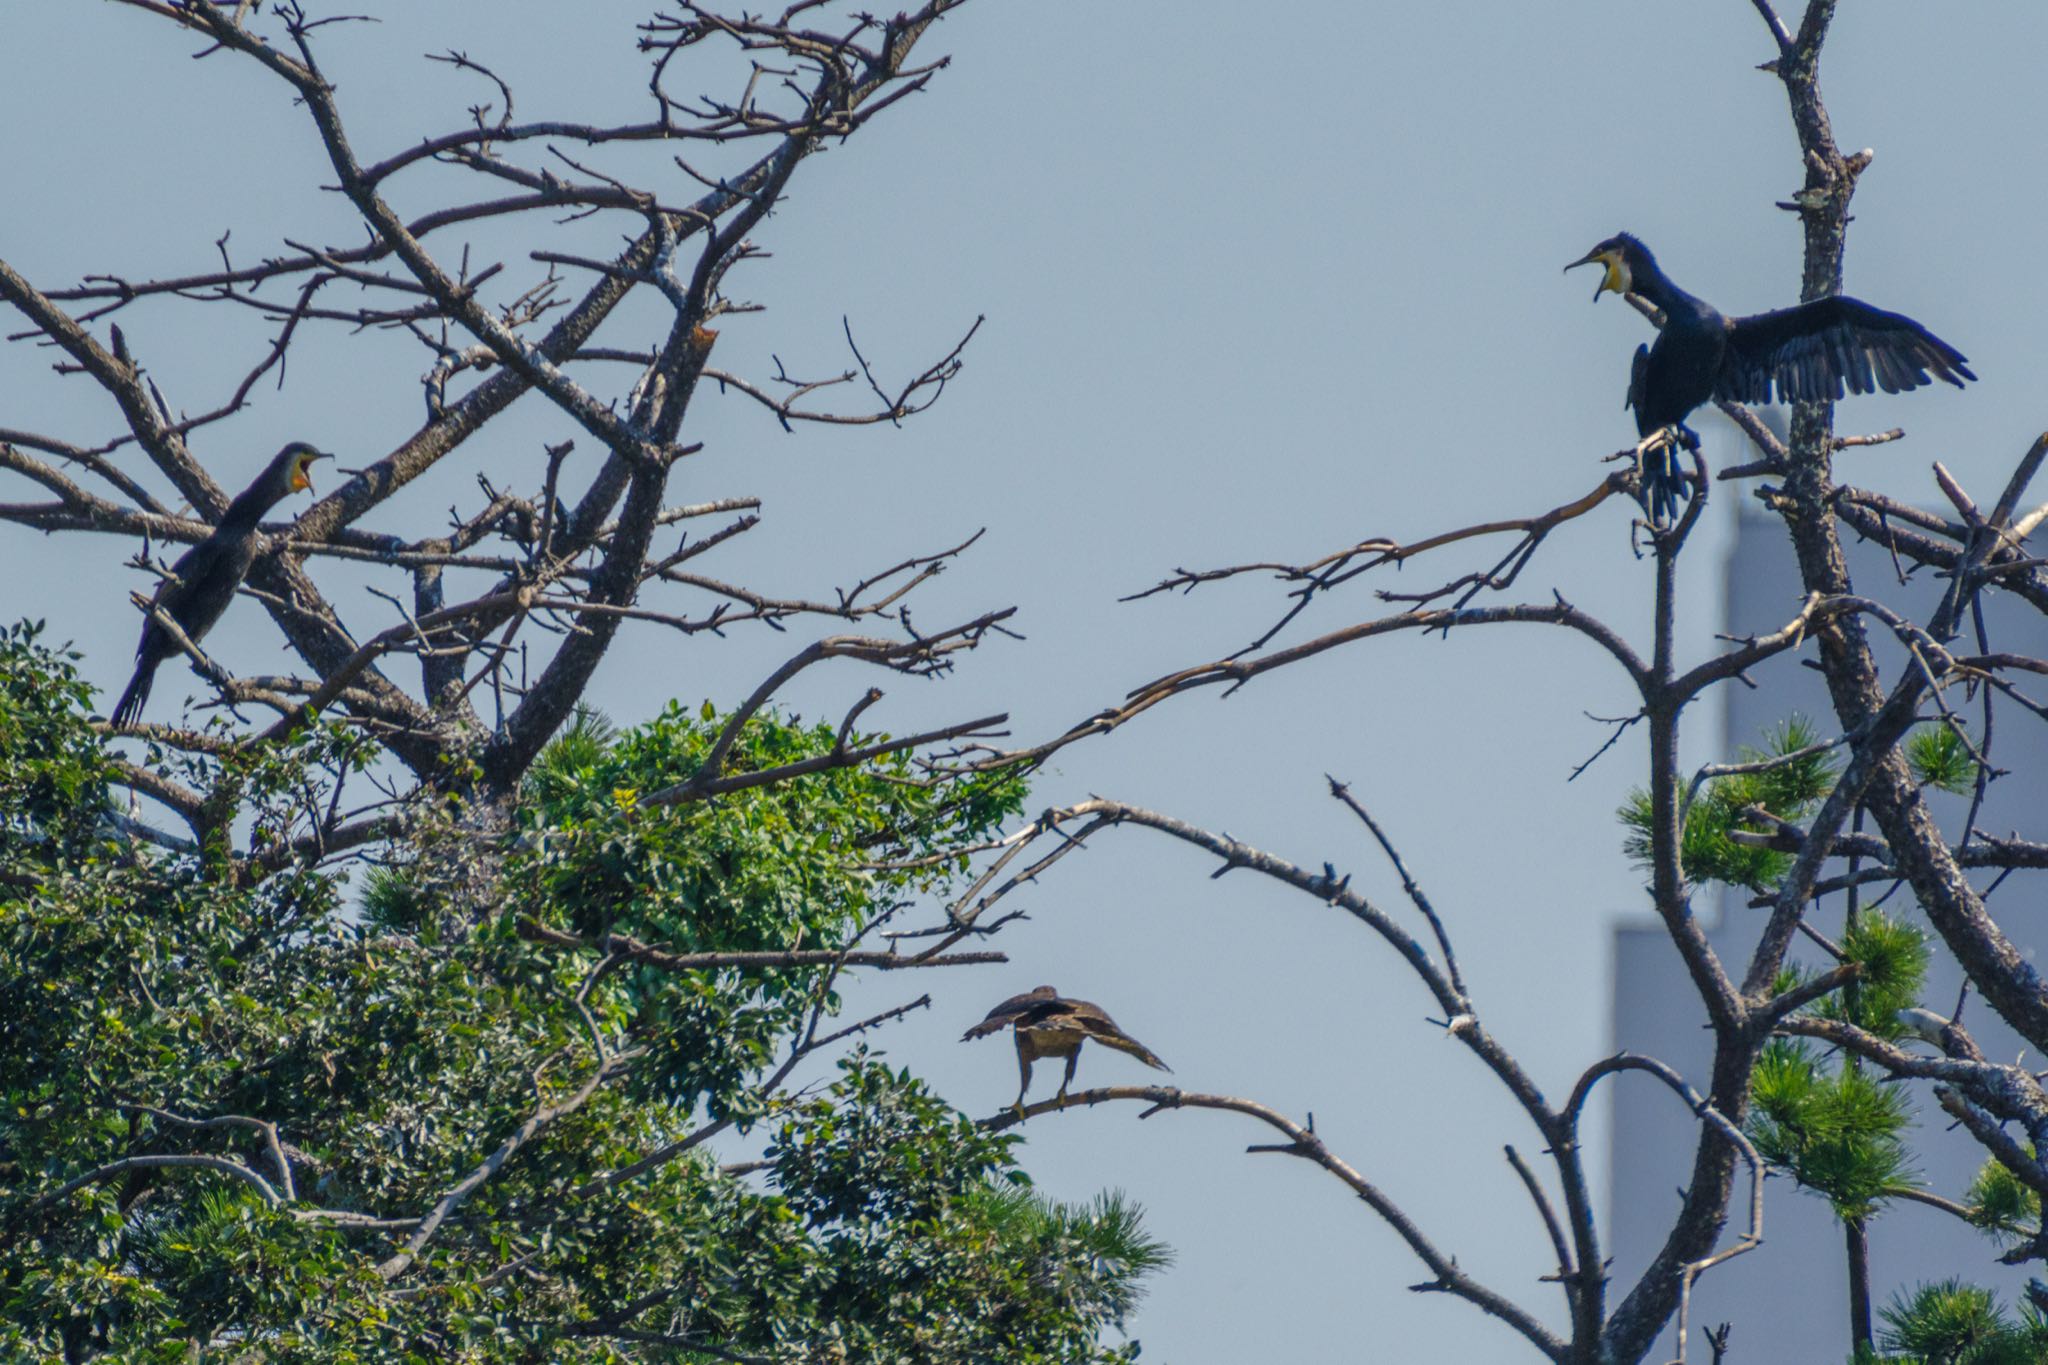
[[963, 986, 1171, 1111], [1565, 233, 1974, 523], [110, 441, 331, 728]]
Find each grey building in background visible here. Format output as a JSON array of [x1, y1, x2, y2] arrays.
[[1610, 507, 2048, 1362]]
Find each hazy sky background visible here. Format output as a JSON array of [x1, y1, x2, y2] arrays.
[[6, 3, 2048, 1360]]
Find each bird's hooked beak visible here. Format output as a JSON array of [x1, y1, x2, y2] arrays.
[[292, 449, 332, 494], [1564, 248, 1630, 302]]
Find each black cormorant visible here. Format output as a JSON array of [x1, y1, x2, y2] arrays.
[[1565, 233, 1975, 522], [963, 986, 1172, 1110], [110, 441, 330, 728]]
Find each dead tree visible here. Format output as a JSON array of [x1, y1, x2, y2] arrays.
[[950, 4, 2048, 1362], [1, 0, 1001, 847]]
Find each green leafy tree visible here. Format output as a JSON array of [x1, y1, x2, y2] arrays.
[[0, 1, 1187, 1356], [1, 628, 1165, 1361]]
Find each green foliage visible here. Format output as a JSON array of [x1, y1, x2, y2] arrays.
[[746, 1055, 1170, 1361], [517, 698, 1026, 936], [1807, 911, 1931, 1039], [1876, 1280, 2048, 1364], [531, 703, 619, 782], [770, 1050, 1019, 1227], [1748, 1039, 1916, 1221], [1752, 909, 1943, 1301], [501, 699, 1028, 1118], [0, 633, 1152, 1363], [1966, 1152, 2042, 1251], [0, 621, 114, 855], [1907, 722, 1980, 796], [1621, 715, 1839, 892]]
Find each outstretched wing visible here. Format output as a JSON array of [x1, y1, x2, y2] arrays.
[[1716, 295, 1975, 405], [961, 986, 1059, 1041], [1063, 999, 1171, 1073]]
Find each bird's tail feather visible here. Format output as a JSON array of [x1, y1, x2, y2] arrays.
[[1095, 1030, 1171, 1073], [111, 667, 153, 729]]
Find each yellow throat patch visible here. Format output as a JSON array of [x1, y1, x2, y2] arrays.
[[1600, 253, 1632, 297]]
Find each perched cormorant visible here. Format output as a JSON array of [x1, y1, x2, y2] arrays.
[[963, 985, 1171, 1110], [1565, 233, 1975, 522], [110, 441, 330, 728]]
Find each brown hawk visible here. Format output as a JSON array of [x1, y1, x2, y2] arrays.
[[962, 986, 1170, 1109]]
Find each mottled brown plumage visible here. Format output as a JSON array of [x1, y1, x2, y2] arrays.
[[963, 986, 1170, 1108]]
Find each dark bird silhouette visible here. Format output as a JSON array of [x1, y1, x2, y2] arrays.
[[963, 986, 1171, 1110], [1565, 233, 1975, 523], [110, 442, 330, 728]]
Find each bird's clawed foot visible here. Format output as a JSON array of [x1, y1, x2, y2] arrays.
[[1637, 426, 1697, 528]]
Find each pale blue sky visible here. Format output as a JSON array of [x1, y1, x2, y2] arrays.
[[6, 4, 2047, 1359]]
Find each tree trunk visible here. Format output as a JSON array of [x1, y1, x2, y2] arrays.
[[1847, 1216, 1873, 1354]]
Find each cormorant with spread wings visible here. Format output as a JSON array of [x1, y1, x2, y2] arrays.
[[1565, 233, 1974, 523], [963, 986, 1171, 1111]]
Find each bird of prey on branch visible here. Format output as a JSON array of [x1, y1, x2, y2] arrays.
[[963, 986, 1171, 1111]]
